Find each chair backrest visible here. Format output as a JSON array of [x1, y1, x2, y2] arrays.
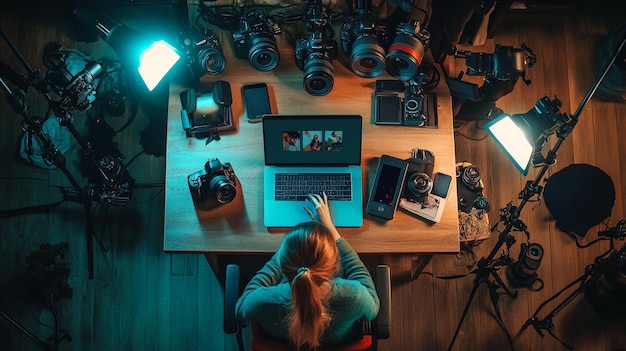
[[250, 321, 373, 351]]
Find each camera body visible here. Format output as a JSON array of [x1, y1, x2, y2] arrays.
[[465, 44, 535, 81], [188, 158, 237, 205], [232, 11, 281, 72], [456, 162, 489, 213], [178, 26, 226, 79], [374, 80, 436, 127], [385, 20, 430, 81], [180, 80, 234, 138], [340, 12, 390, 78], [401, 149, 435, 203], [295, 32, 338, 96]]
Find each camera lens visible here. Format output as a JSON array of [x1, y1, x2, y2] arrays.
[[461, 165, 482, 189], [407, 172, 432, 197], [350, 35, 385, 78], [198, 47, 226, 75], [248, 36, 279, 71], [303, 54, 334, 96], [209, 175, 237, 203], [385, 34, 425, 81], [516, 243, 543, 278]]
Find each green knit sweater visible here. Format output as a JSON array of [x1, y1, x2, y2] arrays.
[[235, 237, 380, 346]]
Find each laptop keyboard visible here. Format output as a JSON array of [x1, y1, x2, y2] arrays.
[[274, 173, 352, 201]]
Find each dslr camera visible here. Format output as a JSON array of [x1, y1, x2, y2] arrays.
[[456, 163, 489, 213], [232, 10, 281, 72], [401, 149, 435, 203], [295, 31, 339, 96], [340, 9, 391, 78], [188, 158, 237, 205], [385, 19, 430, 81], [178, 26, 226, 79]]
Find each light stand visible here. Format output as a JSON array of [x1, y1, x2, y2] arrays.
[[0, 27, 112, 280], [0, 309, 57, 351], [447, 26, 626, 351]]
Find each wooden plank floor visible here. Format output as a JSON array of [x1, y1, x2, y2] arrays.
[[1, 2, 626, 351]]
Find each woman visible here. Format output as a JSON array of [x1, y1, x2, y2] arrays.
[[235, 192, 379, 349]]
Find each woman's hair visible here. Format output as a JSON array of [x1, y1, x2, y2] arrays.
[[278, 222, 340, 349]]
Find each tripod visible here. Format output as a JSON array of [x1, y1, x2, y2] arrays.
[[447, 23, 626, 351], [0, 27, 98, 280]]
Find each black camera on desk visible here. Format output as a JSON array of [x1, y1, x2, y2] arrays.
[[188, 158, 237, 206], [339, 7, 391, 78], [180, 80, 233, 138], [295, 31, 338, 96], [232, 10, 281, 72], [178, 26, 226, 80]]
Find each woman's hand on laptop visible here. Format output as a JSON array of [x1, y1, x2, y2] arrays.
[[304, 192, 341, 241]]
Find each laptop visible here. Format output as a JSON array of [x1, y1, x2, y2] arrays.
[[263, 115, 363, 227]]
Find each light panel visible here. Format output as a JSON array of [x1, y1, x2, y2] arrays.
[[485, 113, 534, 175], [137, 40, 180, 91]]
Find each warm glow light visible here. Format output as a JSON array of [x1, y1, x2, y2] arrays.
[[486, 114, 534, 175], [137, 40, 180, 91]]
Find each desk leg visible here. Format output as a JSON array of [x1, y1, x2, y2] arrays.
[[410, 255, 433, 281], [204, 254, 220, 277]]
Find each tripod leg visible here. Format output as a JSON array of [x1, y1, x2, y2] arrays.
[[447, 272, 482, 351], [491, 268, 518, 298], [487, 279, 515, 350]]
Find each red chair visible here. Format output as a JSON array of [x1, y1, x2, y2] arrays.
[[224, 264, 391, 351]]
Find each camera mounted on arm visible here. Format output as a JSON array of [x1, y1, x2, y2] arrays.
[[444, 43, 537, 121]]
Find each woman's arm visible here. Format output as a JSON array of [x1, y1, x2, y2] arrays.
[[304, 192, 341, 241]]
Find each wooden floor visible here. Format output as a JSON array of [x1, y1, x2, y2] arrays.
[[1, 2, 626, 351]]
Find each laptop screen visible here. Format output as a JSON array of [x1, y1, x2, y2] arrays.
[[263, 115, 362, 166]]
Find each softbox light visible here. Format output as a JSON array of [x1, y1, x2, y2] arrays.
[[74, 7, 180, 92], [485, 96, 569, 175]]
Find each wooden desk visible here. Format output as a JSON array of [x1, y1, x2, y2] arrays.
[[164, 45, 459, 255]]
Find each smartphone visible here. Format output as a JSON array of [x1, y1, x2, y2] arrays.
[[366, 155, 409, 220], [431, 172, 453, 198], [242, 83, 272, 123]]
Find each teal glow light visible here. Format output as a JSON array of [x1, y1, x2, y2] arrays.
[[137, 40, 180, 91]]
